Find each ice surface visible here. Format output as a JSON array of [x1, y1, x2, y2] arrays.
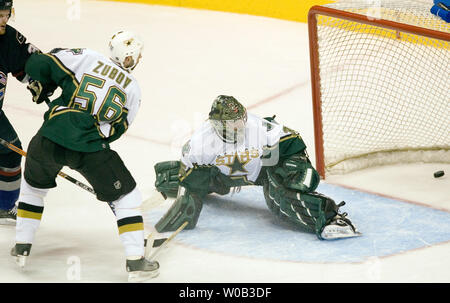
[[0, 0, 448, 283]]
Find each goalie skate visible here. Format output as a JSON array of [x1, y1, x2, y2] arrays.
[[321, 213, 362, 240], [126, 257, 160, 282], [10, 243, 32, 268]]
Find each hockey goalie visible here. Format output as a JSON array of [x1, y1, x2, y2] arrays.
[[153, 95, 361, 240]]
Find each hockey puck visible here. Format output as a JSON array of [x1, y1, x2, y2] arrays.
[[433, 170, 445, 178]]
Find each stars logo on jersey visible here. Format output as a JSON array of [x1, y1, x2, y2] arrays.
[[16, 32, 25, 44], [215, 150, 261, 175], [225, 152, 249, 174], [124, 38, 134, 46], [215, 149, 260, 175], [182, 140, 191, 157], [67, 48, 84, 55]]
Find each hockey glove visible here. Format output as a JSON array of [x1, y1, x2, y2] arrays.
[[154, 160, 181, 198], [27, 80, 55, 104]]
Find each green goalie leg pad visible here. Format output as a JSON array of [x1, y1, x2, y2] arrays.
[[264, 172, 339, 236], [155, 191, 203, 233], [290, 192, 339, 236], [273, 153, 320, 193]]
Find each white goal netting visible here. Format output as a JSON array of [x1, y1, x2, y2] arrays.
[[311, 0, 449, 176]]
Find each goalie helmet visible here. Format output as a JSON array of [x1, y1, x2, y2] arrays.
[[108, 30, 144, 73], [208, 95, 247, 144]]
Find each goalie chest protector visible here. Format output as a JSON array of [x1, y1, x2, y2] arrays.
[[181, 113, 290, 183]]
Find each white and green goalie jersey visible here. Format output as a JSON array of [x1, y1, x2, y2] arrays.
[[25, 48, 141, 152], [178, 113, 307, 193]]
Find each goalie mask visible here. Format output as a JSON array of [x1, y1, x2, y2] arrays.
[[109, 30, 144, 73], [209, 95, 247, 144]]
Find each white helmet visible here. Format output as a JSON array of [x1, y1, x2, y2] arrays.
[[108, 30, 144, 72]]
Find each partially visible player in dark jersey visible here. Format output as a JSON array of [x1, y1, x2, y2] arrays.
[[0, 0, 40, 225]]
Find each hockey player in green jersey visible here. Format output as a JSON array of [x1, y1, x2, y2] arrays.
[[154, 95, 361, 240], [10, 31, 159, 282]]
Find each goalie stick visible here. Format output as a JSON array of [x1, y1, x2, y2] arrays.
[[146, 221, 188, 261], [0, 137, 166, 210]]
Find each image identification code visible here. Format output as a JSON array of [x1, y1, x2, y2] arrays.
[[179, 287, 272, 300]]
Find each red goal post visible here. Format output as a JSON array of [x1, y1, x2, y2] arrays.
[[308, 1, 450, 179]]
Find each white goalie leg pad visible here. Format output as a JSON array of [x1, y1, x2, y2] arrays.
[[15, 180, 49, 244], [112, 187, 145, 257]]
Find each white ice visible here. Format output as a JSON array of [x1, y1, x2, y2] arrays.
[[0, 0, 448, 283]]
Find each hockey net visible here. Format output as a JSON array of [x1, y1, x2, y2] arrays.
[[308, 0, 450, 178]]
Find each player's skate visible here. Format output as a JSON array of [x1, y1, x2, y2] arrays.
[[0, 204, 17, 225], [126, 257, 160, 282], [10, 243, 32, 268], [321, 204, 361, 240]]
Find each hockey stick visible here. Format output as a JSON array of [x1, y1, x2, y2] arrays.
[[141, 189, 168, 211], [0, 136, 166, 210], [0, 137, 96, 195], [2, 96, 165, 207], [147, 221, 188, 261]]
